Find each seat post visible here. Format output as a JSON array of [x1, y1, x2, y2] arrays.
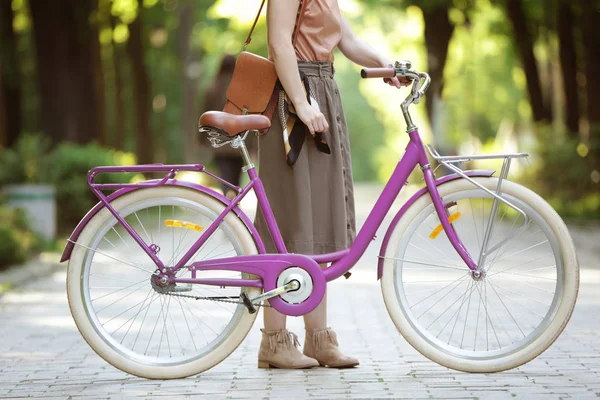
[[231, 131, 254, 172]]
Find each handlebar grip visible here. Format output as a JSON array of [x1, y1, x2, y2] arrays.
[[360, 68, 396, 79]]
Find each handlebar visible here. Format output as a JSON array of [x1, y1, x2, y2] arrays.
[[360, 67, 396, 79], [361, 61, 431, 108]]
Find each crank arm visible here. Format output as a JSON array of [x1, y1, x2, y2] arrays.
[[240, 280, 300, 314], [168, 283, 192, 292]]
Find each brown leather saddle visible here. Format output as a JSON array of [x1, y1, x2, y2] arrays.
[[199, 111, 271, 138]]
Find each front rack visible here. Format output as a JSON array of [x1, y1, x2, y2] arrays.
[[425, 144, 531, 267]]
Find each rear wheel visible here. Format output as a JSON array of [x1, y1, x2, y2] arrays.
[[381, 178, 579, 372], [67, 187, 261, 379]]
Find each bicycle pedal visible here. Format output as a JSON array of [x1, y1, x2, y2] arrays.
[[240, 292, 257, 314]]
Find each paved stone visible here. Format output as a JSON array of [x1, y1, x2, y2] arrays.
[[0, 184, 599, 399]]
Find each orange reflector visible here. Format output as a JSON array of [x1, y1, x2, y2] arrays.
[[429, 212, 461, 239], [164, 220, 204, 232]]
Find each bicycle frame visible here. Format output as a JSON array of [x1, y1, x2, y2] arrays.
[[82, 126, 479, 289]]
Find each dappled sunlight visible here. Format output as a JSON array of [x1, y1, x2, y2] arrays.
[[209, 0, 264, 26], [29, 316, 77, 330], [1, 290, 64, 306], [348, 5, 430, 180]]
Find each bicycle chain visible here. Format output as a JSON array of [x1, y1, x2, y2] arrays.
[[163, 291, 272, 308]]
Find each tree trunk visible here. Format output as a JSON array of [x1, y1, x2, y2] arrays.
[[557, 0, 580, 136], [179, 0, 200, 163], [127, 0, 153, 164], [580, 0, 600, 166], [505, 0, 551, 122], [0, 0, 22, 147], [422, 4, 455, 151], [91, 14, 106, 146], [110, 17, 126, 151], [0, 67, 4, 146], [29, 0, 103, 144]]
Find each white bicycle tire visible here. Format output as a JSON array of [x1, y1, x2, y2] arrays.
[[67, 186, 261, 379], [381, 177, 579, 373]]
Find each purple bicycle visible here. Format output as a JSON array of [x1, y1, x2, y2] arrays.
[[63, 61, 579, 379]]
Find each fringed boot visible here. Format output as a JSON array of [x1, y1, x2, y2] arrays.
[[258, 329, 319, 369], [303, 327, 359, 368]]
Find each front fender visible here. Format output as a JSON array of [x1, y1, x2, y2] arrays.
[[60, 179, 266, 262], [377, 170, 494, 280]]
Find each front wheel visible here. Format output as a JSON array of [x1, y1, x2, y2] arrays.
[[67, 186, 261, 379], [381, 177, 579, 373]]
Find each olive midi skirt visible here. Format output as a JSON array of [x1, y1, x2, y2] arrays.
[[254, 61, 356, 254]]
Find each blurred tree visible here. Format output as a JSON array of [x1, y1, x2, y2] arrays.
[[580, 0, 600, 162], [0, 0, 22, 147], [178, 0, 199, 163], [110, 14, 127, 150], [421, 1, 455, 129], [28, 1, 101, 144], [354, 0, 458, 157], [126, 0, 153, 164], [504, 0, 551, 123], [557, 0, 580, 136], [29, 0, 105, 144]]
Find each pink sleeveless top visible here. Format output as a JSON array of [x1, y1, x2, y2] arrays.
[[294, 0, 343, 62]]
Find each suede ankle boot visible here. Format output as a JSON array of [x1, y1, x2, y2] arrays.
[[258, 328, 319, 369], [303, 327, 359, 368]]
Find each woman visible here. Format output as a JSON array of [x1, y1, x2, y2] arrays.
[[254, 0, 407, 369]]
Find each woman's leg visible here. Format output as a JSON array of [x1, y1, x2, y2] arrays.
[[259, 276, 318, 369], [303, 263, 328, 329], [263, 306, 287, 330], [302, 263, 359, 368]]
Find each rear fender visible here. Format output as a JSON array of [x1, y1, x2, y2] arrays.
[[377, 170, 495, 280], [60, 180, 266, 262]]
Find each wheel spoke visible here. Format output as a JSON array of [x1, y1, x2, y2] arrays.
[[469, 198, 481, 250], [134, 211, 152, 244], [436, 279, 474, 339], [411, 274, 469, 310], [71, 240, 155, 274], [384, 256, 467, 271], [416, 275, 470, 319], [91, 279, 146, 303], [448, 280, 473, 345], [486, 279, 525, 337], [488, 277, 547, 320], [488, 255, 554, 278], [119, 288, 155, 344]]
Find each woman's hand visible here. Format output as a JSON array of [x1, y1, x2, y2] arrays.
[[382, 62, 412, 89], [294, 101, 329, 134], [385, 75, 412, 89]]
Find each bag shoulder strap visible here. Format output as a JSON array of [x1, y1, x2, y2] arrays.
[[244, 0, 307, 50]]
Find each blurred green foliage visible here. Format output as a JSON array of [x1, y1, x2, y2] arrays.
[[0, 134, 51, 185], [43, 143, 137, 233], [0, 205, 39, 269], [0, 134, 138, 234], [523, 127, 600, 220]]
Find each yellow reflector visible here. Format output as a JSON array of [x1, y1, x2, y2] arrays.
[[429, 212, 461, 239], [164, 220, 204, 232]]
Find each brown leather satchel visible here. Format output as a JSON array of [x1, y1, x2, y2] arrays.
[[223, 0, 306, 123]]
